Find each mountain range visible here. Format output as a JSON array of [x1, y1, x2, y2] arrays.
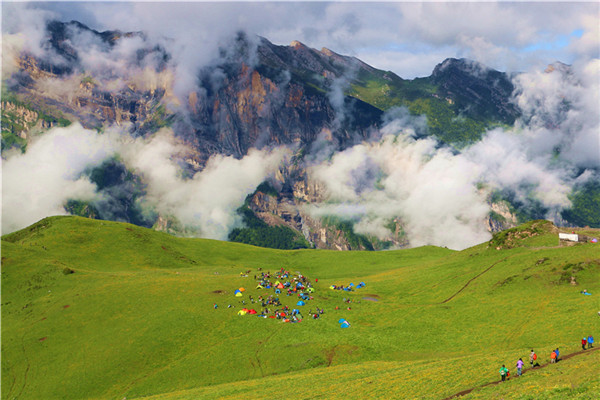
[[2, 20, 598, 249]]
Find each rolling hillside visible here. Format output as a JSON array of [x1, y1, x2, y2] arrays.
[[2, 216, 599, 399]]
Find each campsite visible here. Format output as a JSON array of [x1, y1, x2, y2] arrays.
[[2, 216, 599, 399]]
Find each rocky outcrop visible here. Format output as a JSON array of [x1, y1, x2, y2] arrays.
[[487, 201, 520, 232]]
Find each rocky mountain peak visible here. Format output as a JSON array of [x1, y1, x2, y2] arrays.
[[431, 57, 519, 124]]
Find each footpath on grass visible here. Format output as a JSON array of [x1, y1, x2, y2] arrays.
[[442, 346, 600, 400]]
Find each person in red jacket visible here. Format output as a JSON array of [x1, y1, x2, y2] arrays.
[[582, 337, 587, 350]]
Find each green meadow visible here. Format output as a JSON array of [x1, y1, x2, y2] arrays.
[[2, 216, 599, 399]]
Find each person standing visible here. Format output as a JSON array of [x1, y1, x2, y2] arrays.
[[529, 349, 536, 368], [555, 348, 560, 362], [550, 350, 556, 363], [499, 365, 509, 382], [516, 358, 524, 376], [588, 335, 594, 348], [582, 337, 587, 350]]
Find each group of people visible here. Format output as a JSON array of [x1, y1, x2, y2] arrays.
[[217, 268, 328, 323], [500, 337, 595, 381], [582, 335, 594, 350]]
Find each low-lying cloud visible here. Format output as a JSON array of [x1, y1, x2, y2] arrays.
[[304, 58, 599, 250], [1, 124, 288, 238]]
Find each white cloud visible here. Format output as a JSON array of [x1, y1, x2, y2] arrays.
[[1, 123, 117, 234], [11, 1, 596, 79]]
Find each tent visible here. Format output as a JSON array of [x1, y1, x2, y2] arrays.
[[340, 322, 350, 328], [276, 283, 284, 289], [275, 289, 281, 294], [274, 280, 281, 286], [238, 287, 246, 292], [297, 301, 306, 306], [301, 294, 310, 300], [256, 284, 264, 289], [248, 309, 257, 314], [234, 289, 242, 297], [306, 287, 315, 293], [329, 285, 336, 290], [238, 310, 247, 315], [338, 318, 346, 323]]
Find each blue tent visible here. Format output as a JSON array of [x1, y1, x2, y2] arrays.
[[341, 322, 350, 328], [338, 318, 346, 323], [297, 300, 305, 306], [301, 294, 310, 300], [234, 289, 241, 294], [275, 289, 281, 294]]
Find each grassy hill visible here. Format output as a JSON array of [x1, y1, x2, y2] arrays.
[[2, 216, 599, 399]]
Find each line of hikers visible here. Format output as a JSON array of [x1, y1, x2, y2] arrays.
[[500, 336, 595, 381]]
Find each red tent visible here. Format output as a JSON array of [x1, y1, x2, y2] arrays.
[[248, 309, 257, 314]]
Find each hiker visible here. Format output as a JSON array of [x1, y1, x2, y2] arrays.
[[530, 350, 537, 367], [555, 348, 560, 361], [516, 358, 524, 376], [550, 350, 556, 363], [213, 303, 218, 309], [588, 335, 594, 348], [582, 337, 587, 350], [499, 365, 509, 382]]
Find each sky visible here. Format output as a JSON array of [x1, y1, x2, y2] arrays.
[[2, 1, 599, 78]]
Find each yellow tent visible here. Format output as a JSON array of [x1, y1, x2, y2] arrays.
[[235, 292, 243, 297], [238, 310, 247, 315]]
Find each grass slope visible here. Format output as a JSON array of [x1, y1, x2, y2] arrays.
[[2, 216, 599, 400]]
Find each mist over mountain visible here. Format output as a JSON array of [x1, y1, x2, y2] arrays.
[[2, 18, 599, 249]]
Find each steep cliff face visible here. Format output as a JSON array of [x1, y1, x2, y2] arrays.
[[4, 21, 170, 135], [183, 35, 383, 160]]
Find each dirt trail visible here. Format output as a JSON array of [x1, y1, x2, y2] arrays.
[[441, 257, 509, 304], [441, 347, 600, 400]]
